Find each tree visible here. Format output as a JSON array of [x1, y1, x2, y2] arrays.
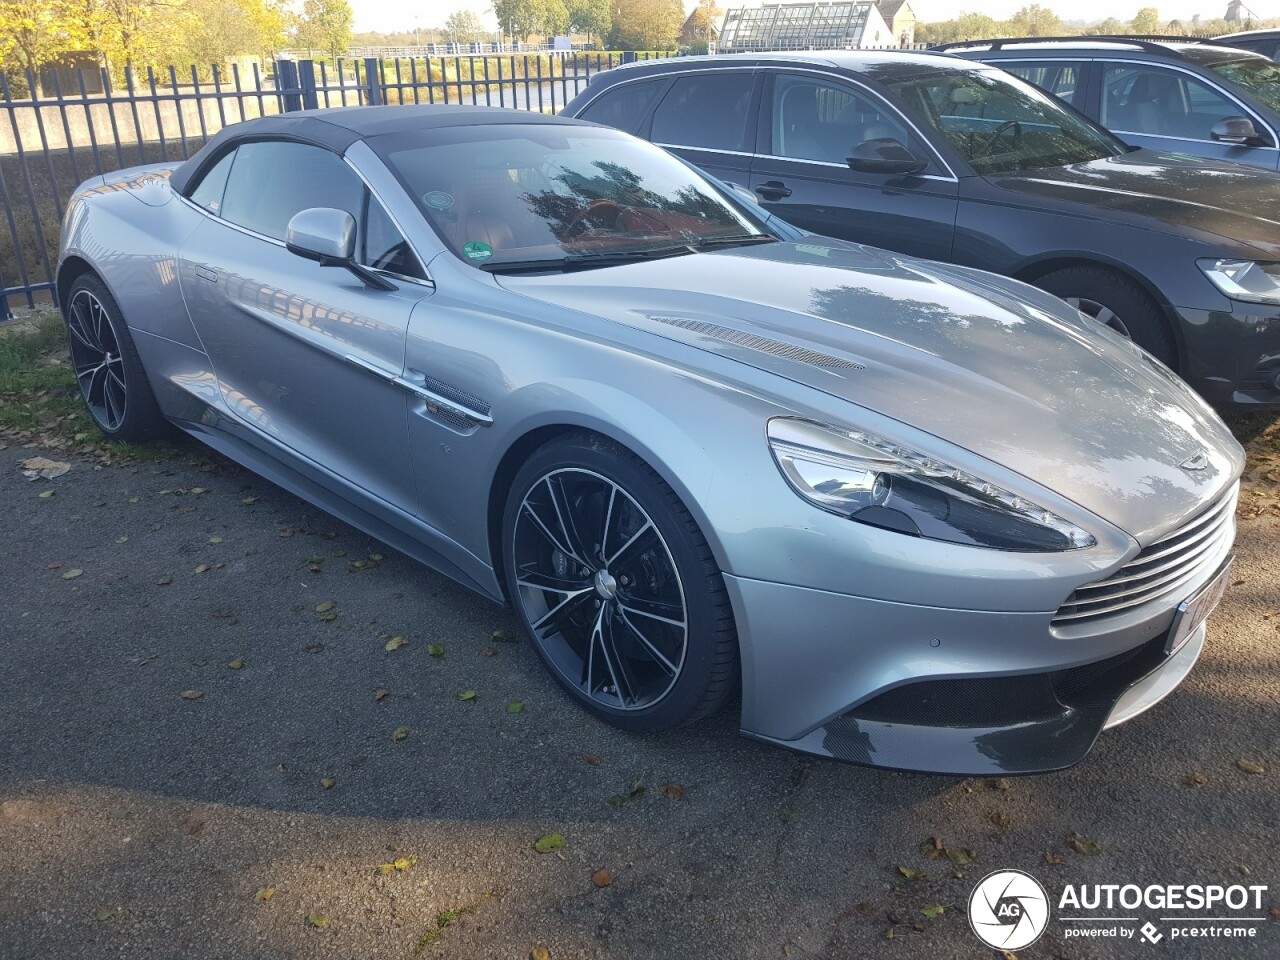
[[682, 0, 720, 51], [1086, 16, 1124, 35], [1130, 7, 1160, 33], [915, 12, 1000, 45], [98, 0, 181, 70], [609, 0, 682, 50], [567, 0, 610, 43], [533, 0, 569, 36], [180, 0, 288, 65], [0, 0, 83, 88], [1005, 4, 1063, 37], [296, 0, 353, 59], [444, 8, 484, 42]]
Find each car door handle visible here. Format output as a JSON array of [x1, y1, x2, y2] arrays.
[[754, 181, 792, 200]]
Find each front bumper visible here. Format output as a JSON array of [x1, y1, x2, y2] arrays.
[[726, 571, 1217, 776], [1175, 304, 1280, 407]]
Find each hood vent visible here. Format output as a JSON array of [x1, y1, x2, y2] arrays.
[[646, 315, 864, 371]]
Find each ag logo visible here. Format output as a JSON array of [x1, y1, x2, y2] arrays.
[[968, 869, 1050, 951]]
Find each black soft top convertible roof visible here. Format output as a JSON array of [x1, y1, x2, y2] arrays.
[[169, 105, 590, 195]]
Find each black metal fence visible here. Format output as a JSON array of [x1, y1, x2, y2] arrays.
[[0, 52, 665, 314]]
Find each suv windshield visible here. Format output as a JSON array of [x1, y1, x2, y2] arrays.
[[374, 125, 766, 271], [1206, 56, 1280, 113], [883, 69, 1123, 175]]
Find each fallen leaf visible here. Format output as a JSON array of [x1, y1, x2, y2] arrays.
[[189, 487, 207, 495], [208, 535, 223, 544], [990, 811, 1012, 828], [306, 555, 325, 565], [128, 497, 139, 503], [492, 628, 518, 642], [608, 795, 626, 808], [459, 690, 477, 701], [660, 783, 686, 800], [591, 867, 612, 888], [531, 949, 551, 960], [921, 904, 946, 919], [255, 887, 275, 902], [304, 643, 325, 654], [945, 847, 974, 866], [331, 550, 346, 557], [392, 726, 410, 741], [181, 690, 204, 700], [629, 778, 646, 800], [374, 688, 389, 702], [385, 636, 408, 652], [427, 643, 445, 657], [20, 456, 71, 479], [157, 575, 173, 586], [1183, 773, 1209, 787], [305, 912, 329, 928], [393, 856, 417, 871], [38, 490, 54, 499], [583, 754, 601, 766], [482, 647, 498, 657], [92, 906, 123, 922], [1044, 850, 1066, 866], [194, 564, 210, 574], [320, 778, 335, 790], [228, 658, 245, 670], [115, 536, 128, 544], [990, 778, 1012, 791], [47, 561, 63, 569], [315, 601, 336, 613], [1068, 834, 1102, 856], [898, 866, 928, 881], [370, 553, 384, 562], [61, 568, 83, 580], [1236, 759, 1266, 775], [320, 612, 336, 622], [534, 833, 565, 853], [240, 496, 259, 505], [507, 700, 524, 714], [278, 530, 294, 539], [377, 863, 395, 876]]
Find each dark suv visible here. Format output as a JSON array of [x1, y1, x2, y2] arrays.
[[1216, 29, 1280, 60], [562, 51, 1280, 407], [940, 37, 1280, 170]]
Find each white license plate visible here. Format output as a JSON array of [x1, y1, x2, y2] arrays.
[[1166, 559, 1233, 656]]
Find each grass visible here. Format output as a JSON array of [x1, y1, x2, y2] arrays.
[[0, 309, 192, 462]]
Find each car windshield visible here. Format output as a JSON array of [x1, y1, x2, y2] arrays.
[[374, 124, 766, 270], [882, 69, 1123, 175], [1206, 56, 1280, 113]]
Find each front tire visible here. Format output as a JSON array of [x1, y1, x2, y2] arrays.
[[1035, 266, 1179, 369], [501, 433, 738, 734], [63, 274, 168, 442]]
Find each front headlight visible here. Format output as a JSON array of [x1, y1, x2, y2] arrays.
[[1198, 258, 1280, 304], [767, 419, 1096, 552]]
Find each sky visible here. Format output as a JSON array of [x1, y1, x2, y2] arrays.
[[373, 0, 1277, 34]]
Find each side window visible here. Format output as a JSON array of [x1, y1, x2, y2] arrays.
[[220, 141, 365, 241], [578, 80, 663, 133], [188, 150, 235, 215], [1003, 62, 1084, 107], [1101, 65, 1242, 141], [650, 72, 754, 151], [771, 74, 911, 164]]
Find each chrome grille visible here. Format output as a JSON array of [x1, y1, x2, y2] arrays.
[[1053, 484, 1237, 626]]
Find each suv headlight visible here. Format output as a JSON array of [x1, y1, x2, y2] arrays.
[[1198, 258, 1280, 304], [767, 419, 1096, 552]]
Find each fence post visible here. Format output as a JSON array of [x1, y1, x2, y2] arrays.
[[298, 60, 319, 110], [276, 59, 301, 111], [364, 57, 383, 105]]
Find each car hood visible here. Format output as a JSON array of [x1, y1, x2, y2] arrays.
[[983, 150, 1280, 257], [498, 240, 1243, 544]]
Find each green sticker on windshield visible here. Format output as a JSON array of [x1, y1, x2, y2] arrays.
[[462, 241, 493, 262]]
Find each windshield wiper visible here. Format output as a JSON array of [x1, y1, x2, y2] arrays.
[[688, 233, 778, 250], [481, 244, 696, 274]]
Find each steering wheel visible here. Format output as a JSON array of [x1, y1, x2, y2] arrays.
[[564, 199, 623, 237], [975, 120, 1023, 158]]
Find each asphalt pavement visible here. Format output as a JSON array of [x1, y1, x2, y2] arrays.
[[0, 439, 1277, 959]]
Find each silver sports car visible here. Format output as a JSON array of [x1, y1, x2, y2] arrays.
[[56, 105, 1244, 775]]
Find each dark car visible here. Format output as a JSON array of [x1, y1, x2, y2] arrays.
[[1216, 28, 1280, 60], [562, 51, 1280, 407], [940, 37, 1280, 170]]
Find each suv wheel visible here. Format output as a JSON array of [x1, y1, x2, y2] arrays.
[[1035, 266, 1178, 369]]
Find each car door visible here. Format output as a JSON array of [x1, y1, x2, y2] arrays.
[[747, 70, 958, 262], [1098, 61, 1280, 169], [177, 138, 432, 511], [646, 69, 760, 186]]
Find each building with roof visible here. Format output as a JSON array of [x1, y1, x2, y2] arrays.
[[715, 2, 913, 53]]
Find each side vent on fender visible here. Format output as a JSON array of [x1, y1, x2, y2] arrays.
[[645, 315, 864, 371]]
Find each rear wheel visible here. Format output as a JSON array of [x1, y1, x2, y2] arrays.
[[1035, 266, 1179, 369], [64, 274, 168, 442], [501, 433, 738, 733]]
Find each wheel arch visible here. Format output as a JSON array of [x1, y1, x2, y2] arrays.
[[55, 254, 100, 314], [1013, 255, 1186, 366]]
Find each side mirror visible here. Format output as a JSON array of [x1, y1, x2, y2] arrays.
[[286, 207, 395, 290], [1210, 116, 1261, 144], [846, 138, 928, 176]]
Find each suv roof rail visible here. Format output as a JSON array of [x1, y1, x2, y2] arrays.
[[933, 35, 1232, 55]]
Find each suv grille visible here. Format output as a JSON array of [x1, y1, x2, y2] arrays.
[[1053, 484, 1237, 626]]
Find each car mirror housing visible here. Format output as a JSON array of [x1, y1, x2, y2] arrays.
[[286, 207, 395, 290], [846, 138, 928, 176], [1210, 116, 1262, 144]]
